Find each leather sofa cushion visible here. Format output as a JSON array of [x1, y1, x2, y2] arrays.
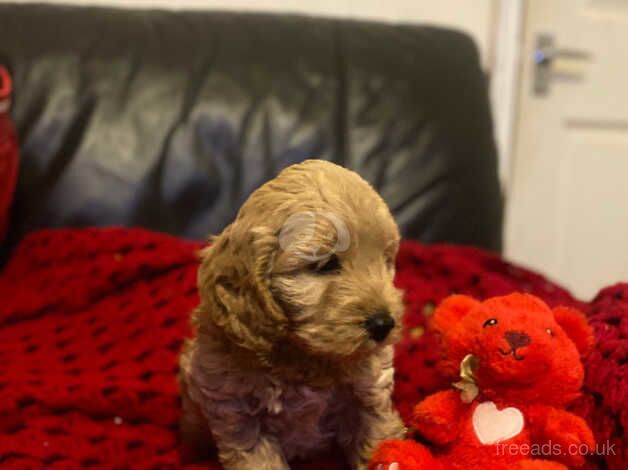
[[0, 5, 502, 251]]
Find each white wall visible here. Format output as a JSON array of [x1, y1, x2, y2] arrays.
[[8, 0, 496, 68]]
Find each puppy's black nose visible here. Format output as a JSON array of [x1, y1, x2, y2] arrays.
[[505, 330, 531, 350], [365, 311, 395, 342]]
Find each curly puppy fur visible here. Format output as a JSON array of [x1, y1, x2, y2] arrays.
[[179, 160, 406, 469]]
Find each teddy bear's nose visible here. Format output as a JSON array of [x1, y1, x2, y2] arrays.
[[505, 330, 531, 350]]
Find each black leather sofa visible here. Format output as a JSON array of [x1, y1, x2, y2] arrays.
[[0, 3, 502, 253]]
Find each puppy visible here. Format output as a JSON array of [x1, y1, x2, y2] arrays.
[[179, 160, 406, 469]]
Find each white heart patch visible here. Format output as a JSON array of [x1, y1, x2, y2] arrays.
[[472, 401, 524, 445]]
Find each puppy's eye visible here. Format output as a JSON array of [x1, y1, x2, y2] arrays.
[[546, 328, 554, 337], [308, 254, 341, 274], [483, 318, 498, 328]]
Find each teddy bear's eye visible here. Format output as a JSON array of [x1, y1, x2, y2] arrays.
[[483, 318, 498, 328], [546, 328, 554, 337]]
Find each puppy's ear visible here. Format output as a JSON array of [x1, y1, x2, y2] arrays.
[[430, 295, 480, 335], [196, 223, 286, 355], [553, 306, 594, 355]]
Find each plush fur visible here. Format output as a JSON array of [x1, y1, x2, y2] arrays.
[[179, 160, 406, 469], [369, 293, 595, 470]]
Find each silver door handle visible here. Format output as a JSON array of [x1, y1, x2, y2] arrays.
[[533, 33, 592, 96]]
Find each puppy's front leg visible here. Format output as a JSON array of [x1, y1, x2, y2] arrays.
[[181, 385, 288, 469], [192, 396, 288, 470], [214, 432, 289, 470], [346, 399, 405, 470], [343, 348, 406, 469]]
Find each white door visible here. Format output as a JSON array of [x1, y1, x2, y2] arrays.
[[506, 0, 628, 300]]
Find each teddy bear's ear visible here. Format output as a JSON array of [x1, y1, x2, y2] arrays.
[[553, 306, 594, 355], [431, 295, 480, 334]]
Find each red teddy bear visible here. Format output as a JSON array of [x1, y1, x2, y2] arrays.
[[370, 293, 595, 470]]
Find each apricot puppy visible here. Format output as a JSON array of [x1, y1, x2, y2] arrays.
[[179, 160, 405, 469]]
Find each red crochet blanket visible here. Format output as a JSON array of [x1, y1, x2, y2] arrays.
[[0, 228, 625, 469]]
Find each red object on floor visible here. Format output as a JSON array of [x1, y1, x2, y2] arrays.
[[373, 293, 596, 470], [0, 228, 625, 469], [0, 65, 19, 243]]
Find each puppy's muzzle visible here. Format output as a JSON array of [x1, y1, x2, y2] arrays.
[[364, 310, 395, 342]]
